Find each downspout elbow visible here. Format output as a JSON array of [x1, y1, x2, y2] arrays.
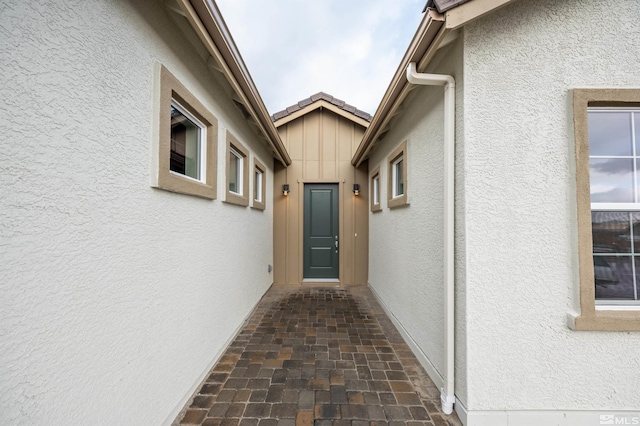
[[406, 63, 454, 88]]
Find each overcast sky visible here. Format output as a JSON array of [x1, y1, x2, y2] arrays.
[[215, 0, 426, 116]]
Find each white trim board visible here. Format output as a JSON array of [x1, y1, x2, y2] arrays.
[[460, 408, 640, 426]]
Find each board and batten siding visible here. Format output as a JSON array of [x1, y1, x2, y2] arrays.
[[273, 108, 369, 285]]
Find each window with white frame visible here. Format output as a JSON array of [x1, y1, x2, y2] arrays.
[[589, 108, 640, 304], [370, 165, 381, 212], [392, 156, 404, 198], [153, 65, 217, 200], [225, 131, 249, 206], [254, 169, 262, 201], [170, 101, 205, 181], [229, 147, 243, 195], [572, 88, 640, 331], [252, 159, 266, 210], [387, 141, 408, 208]]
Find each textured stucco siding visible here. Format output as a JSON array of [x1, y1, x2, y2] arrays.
[[368, 37, 466, 403], [463, 0, 640, 411], [0, 1, 273, 424]]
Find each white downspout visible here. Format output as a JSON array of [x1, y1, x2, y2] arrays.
[[406, 62, 456, 415]]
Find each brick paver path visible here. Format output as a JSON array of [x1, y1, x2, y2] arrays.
[[175, 286, 462, 426]]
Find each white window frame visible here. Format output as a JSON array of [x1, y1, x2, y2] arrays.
[[571, 88, 640, 331], [251, 158, 266, 210], [373, 175, 380, 205], [229, 146, 243, 196], [169, 99, 207, 183], [590, 107, 640, 307], [387, 141, 408, 209], [370, 165, 381, 212], [224, 131, 249, 207], [254, 169, 263, 202], [392, 156, 404, 198], [153, 65, 217, 200]]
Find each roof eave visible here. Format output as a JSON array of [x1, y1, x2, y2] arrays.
[[274, 100, 370, 129], [352, 9, 446, 167], [352, 0, 520, 167], [444, 0, 518, 29], [178, 0, 292, 166]]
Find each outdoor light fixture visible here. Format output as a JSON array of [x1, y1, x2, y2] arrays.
[[353, 184, 360, 196], [282, 184, 290, 196]]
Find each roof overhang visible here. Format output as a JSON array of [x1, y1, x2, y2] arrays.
[[444, 0, 518, 29], [351, 9, 445, 166], [274, 99, 370, 129], [174, 0, 292, 165], [352, 0, 519, 167]]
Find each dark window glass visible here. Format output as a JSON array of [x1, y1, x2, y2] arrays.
[[170, 105, 201, 180], [594, 256, 635, 299], [592, 211, 632, 253]]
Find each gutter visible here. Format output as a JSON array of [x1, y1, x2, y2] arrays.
[[175, 0, 291, 166], [352, 0, 518, 168], [406, 63, 456, 415], [351, 9, 445, 167]]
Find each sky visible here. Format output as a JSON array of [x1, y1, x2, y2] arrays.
[[215, 0, 427, 116]]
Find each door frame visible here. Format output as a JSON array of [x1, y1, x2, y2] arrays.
[[296, 179, 344, 284]]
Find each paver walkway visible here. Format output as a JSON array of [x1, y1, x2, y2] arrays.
[[174, 286, 462, 426]]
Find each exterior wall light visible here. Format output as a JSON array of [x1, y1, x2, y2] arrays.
[[282, 184, 290, 196], [353, 184, 360, 196]]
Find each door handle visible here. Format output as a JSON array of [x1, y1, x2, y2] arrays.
[[335, 236, 339, 252]]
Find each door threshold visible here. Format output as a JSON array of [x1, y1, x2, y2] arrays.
[[301, 279, 341, 287]]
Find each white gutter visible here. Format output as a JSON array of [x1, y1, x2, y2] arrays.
[[406, 62, 456, 415]]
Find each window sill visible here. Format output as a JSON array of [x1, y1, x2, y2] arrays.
[[371, 204, 381, 213], [224, 192, 249, 207], [567, 311, 640, 331], [388, 195, 409, 209], [156, 172, 216, 200], [251, 201, 265, 211]]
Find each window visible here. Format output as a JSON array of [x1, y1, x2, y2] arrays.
[[370, 165, 381, 212], [171, 101, 203, 180], [229, 147, 243, 194], [252, 159, 266, 210], [225, 132, 249, 206], [392, 157, 404, 197], [387, 141, 408, 208], [572, 88, 640, 331], [153, 65, 217, 199]]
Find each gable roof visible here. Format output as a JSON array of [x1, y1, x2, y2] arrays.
[[272, 92, 372, 128]]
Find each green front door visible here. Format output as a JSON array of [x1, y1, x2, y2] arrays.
[[304, 184, 339, 279]]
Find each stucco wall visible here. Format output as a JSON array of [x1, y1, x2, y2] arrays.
[[0, 1, 274, 424], [367, 37, 465, 402], [463, 0, 640, 412]]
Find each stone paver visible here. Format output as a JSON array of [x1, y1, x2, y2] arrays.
[[174, 286, 462, 426]]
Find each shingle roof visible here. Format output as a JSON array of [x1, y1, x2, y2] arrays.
[[271, 92, 372, 123], [423, 0, 472, 13]]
